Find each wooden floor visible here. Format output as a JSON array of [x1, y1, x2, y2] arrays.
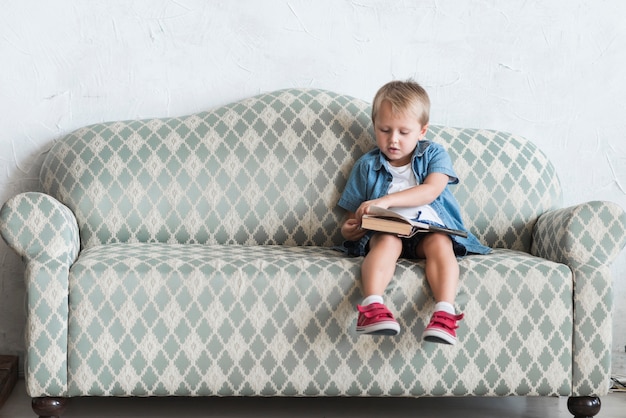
[[1, 380, 625, 418]]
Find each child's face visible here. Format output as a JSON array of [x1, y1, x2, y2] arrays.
[[374, 100, 428, 167]]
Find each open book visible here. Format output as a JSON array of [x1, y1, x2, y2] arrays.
[[361, 206, 468, 238]]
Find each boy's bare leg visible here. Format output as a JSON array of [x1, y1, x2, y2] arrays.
[[356, 233, 403, 335], [360, 233, 403, 297], [418, 233, 464, 344], [417, 233, 459, 304]]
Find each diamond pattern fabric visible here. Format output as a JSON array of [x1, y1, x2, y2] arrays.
[[532, 201, 626, 394], [40, 90, 375, 250], [1, 88, 625, 400], [66, 243, 573, 397], [0, 192, 79, 396], [38, 89, 559, 252]]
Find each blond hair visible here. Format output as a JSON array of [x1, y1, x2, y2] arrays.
[[371, 79, 430, 126]]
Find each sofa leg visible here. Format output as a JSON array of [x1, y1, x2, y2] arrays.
[[567, 396, 601, 418], [32, 397, 68, 418]]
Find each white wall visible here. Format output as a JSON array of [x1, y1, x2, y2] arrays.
[[1, 0, 625, 375]]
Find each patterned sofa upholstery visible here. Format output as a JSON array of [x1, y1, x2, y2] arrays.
[[1, 88, 625, 417]]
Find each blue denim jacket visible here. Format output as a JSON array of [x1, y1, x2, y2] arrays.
[[337, 141, 491, 256]]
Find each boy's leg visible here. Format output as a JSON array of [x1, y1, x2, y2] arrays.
[[416, 233, 459, 304], [361, 233, 403, 297], [356, 233, 403, 335], [417, 233, 464, 344]]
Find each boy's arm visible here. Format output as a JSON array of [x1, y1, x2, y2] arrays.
[[357, 172, 450, 217]]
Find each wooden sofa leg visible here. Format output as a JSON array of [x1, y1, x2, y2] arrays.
[[567, 396, 601, 418], [32, 397, 68, 418]]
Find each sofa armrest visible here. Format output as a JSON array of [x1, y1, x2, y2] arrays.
[[0, 192, 79, 264], [0, 192, 79, 396], [531, 200, 626, 268], [531, 201, 626, 396]]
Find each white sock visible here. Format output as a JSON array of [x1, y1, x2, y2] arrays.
[[362, 295, 384, 306], [435, 301, 455, 315]]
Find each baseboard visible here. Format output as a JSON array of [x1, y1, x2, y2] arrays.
[[0, 355, 18, 409]]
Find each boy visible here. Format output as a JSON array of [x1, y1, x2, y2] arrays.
[[338, 80, 491, 344]]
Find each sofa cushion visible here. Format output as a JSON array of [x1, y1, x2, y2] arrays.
[[67, 244, 572, 397]]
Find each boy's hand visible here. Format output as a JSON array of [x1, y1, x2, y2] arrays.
[[355, 198, 389, 221], [341, 217, 367, 241], [341, 197, 391, 241]]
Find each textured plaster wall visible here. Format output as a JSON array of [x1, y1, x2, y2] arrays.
[[1, 0, 625, 375]]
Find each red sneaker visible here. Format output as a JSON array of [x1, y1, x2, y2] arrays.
[[356, 303, 400, 336], [422, 311, 464, 345]]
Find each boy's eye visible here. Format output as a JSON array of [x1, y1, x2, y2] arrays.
[[378, 128, 410, 135]]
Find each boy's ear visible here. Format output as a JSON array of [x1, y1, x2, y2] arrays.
[[420, 124, 429, 138]]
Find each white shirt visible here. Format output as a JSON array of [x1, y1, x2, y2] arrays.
[[387, 163, 444, 224]]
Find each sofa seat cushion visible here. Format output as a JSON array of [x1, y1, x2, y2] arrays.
[[67, 243, 572, 397]]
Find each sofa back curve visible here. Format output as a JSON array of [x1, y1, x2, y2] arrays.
[[40, 88, 562, 251]]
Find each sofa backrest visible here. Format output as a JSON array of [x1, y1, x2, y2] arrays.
[[40, 88, 561, 251]]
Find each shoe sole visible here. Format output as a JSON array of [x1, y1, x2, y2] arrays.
[[422, 329, 457, 345], [357, 322, 400, 336]]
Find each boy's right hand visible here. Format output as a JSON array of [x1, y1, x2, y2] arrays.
[[341, 217, 367, 241]]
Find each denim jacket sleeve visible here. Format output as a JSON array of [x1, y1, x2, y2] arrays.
[[337, 149, 386, 213]]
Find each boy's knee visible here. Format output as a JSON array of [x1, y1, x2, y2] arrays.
[[370, 232, 403, 250], [420, 233, 454, 254]]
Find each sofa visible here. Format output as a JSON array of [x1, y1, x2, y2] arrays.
[[1, 88, 625, 418]]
